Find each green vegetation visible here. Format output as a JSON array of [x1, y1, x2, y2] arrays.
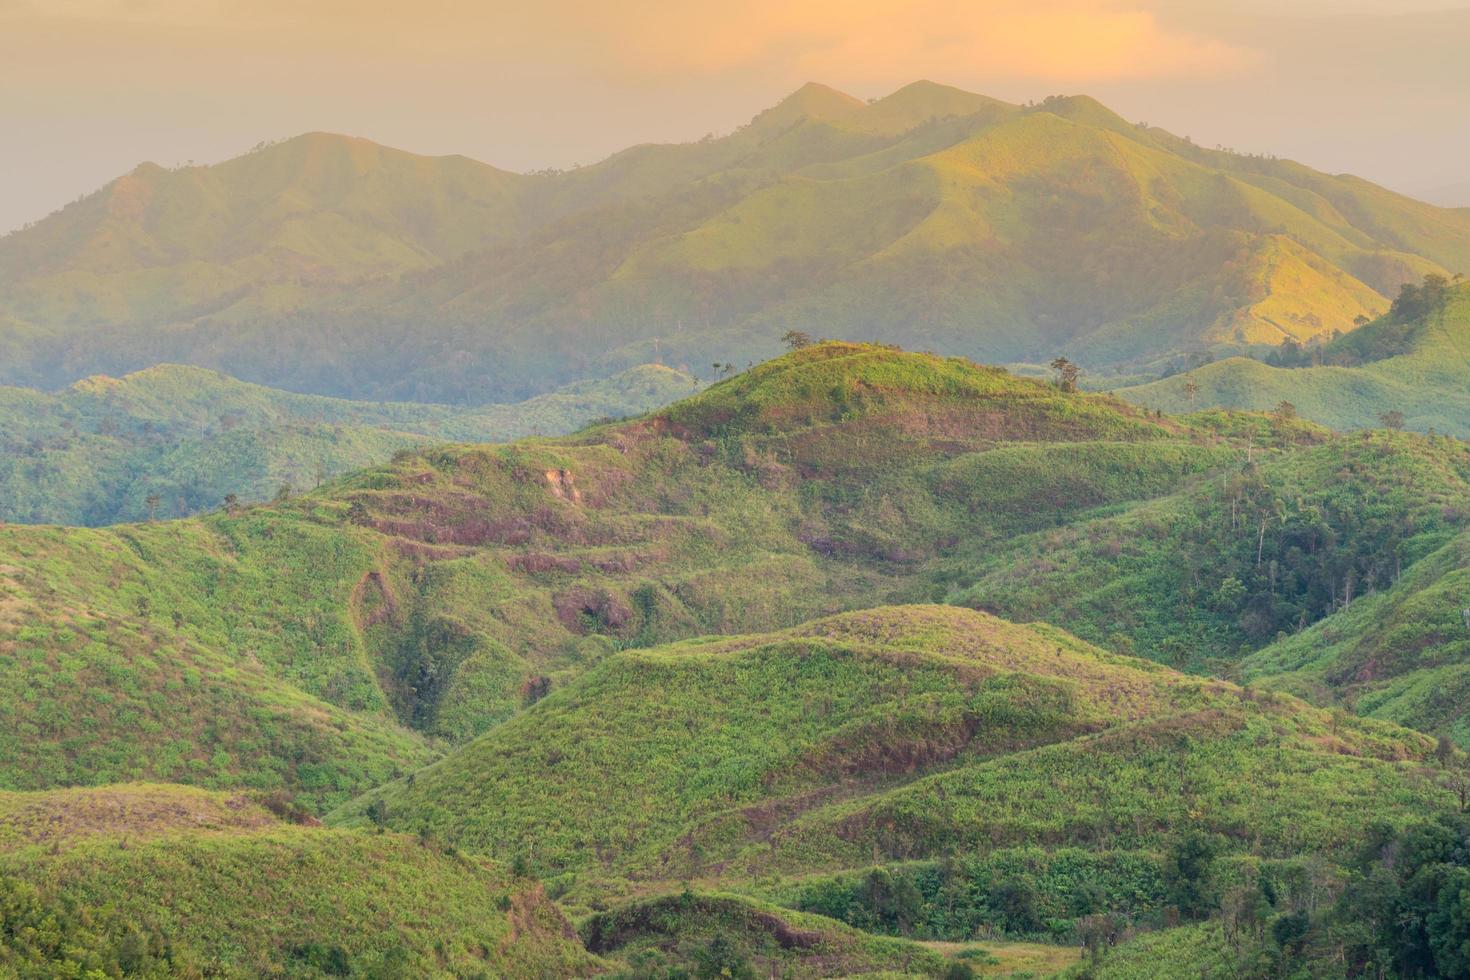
[[5, 340, 1470, 974], [1120, 281, 1470, 435], [4, 84, 1468, 402], [0, 783, 600, 977], [0, 362, 698, 524], [583, 892, 948, 978]]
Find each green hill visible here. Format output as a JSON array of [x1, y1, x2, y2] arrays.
[[3, 342, 1466, 804], [3, 343, 1470, 973], [329, 606, 1446, 948], [4, 85, 1469, 402], [1118, 281, 1470, 435], [0, 361, 699, 524], [0, 783, 599, 978]]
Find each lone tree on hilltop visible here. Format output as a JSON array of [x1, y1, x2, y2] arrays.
[[1050, 357, 1080, 393], [781, 329, 814, 351]]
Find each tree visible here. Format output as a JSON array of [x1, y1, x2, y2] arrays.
[[781, 329, 814, 351], [1183, 377, 1199, 407], [1353, 314, 1372, 328], [693, 933, 755, 980], [144, 494, 160, 522], [1379, 410, 1406, 431], [1164, 831, 1221, 920], [1050, 357, 1080, 393], [222, 493, 239, 513], [274, 484, 293, 503], [1274, 401, 1297, 421]]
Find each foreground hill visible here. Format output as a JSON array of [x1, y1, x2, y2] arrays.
[[0, 361, 698, 524], [331, 604, 1447, 962], [1119, 280, 1470, 435], [0, 783, 599, 977], [3, 83, 1469, 400]]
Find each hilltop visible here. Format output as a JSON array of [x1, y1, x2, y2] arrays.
[[0, 361, 698, 524], [3, 84, 1468, 401]]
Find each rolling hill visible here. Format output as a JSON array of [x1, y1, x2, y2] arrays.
[[0, 783, 600, 977], [1118, 280, 1470, 435], [3, 83, 1469, 402], [0, 361, 699, 524], [332, 605, 1442, 886], [4, 342, 1470, 973], [3, 342, 1467, 807]]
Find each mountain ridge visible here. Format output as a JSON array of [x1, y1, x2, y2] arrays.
[[5, 82, 1469, 403]]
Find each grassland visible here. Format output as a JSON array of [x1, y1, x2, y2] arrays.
[[4, 341, 1467, 807], [3, 341, 1470, 974], [0, 783, 600, 978], [1120, 284, 1470, 436]]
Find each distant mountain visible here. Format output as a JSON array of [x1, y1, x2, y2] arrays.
[[1117, 280, 1470, 435], [4, 82, 1468, 402], [0, 362, 698, 524]]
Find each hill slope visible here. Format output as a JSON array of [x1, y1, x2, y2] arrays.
[[4, 85, 1469, 401], [0, 783, 599, 978], [5, 342, 1469, 807], [330, 606, 1446, 939], [1118, 281, 1470, 435]]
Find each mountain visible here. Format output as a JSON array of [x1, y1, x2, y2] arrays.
[[4, 84, 1469, 402], [1117, 280, 1470, 435], [0, 361, 699, 524]]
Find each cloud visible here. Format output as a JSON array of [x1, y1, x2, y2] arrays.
[[5, 0, 1258, 84], [524, 0, 1259, 84]]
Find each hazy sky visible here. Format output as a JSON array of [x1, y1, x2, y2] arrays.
[[3, 0, 1469, 233]]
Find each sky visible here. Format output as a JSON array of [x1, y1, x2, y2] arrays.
[[2, 0, 1469, 234]]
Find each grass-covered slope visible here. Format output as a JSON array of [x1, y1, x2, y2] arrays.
[[0, 783, 599, 978], [0, 514, 435, 809], [4, 84, 1469, 401], [948, 426, 1470, 670], [1241, 528, 1470, 743], [0, 361, 698, 524], [1119, 282, 1470, 436], [4, 341, 1465, 810], [331, 606, 1444, 907]]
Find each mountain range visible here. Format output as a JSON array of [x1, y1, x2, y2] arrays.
[[3, 81, 1468, 405]]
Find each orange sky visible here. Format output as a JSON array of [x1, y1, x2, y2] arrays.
[[3, 0, 1469, 231]]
